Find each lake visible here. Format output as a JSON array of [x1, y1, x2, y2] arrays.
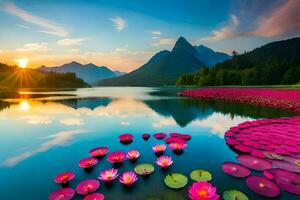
[[0, 87, 298, 200]]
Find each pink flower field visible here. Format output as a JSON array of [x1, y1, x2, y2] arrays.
[[179, 88, 300, 112]]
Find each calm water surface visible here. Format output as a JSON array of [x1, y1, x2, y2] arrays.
[[0, 87, 298, 200]]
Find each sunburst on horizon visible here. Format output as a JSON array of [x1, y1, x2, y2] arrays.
[[16, 58, 28, 69]]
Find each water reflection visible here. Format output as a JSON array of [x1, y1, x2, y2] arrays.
[[2, 129, 87, 167], [0, 88, 298, 200], [0, 95, 254, 168]]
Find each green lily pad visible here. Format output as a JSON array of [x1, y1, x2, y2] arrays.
[[190, 169, 212, 182], [164, 173, 188, 189], [223, 190, 249, 200], [134, 163, 155, 175], [295, 161, 300, 167]]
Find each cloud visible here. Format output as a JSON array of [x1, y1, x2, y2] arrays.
[[3, 2, 68, 37], [152, 118, 176, 128], [151, 31, 162, 35], [152, 37, 176, 46], [60, 118, 84, 126], [16, 24, 29, 29], [17, 43, 49, 52], [191, 113, 251, 137], [110, 16, 126, 31], [57, 38, 89, 46], [2, 129, 86, 167], [120, 121, 130, 126], [200, 14, 239, 42], [22, 115, 52, 125], [247, 0, 300, 37], [201, 1, 300, 42], [69, 48, 80, 53]]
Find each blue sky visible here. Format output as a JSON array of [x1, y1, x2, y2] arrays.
[[0, 0, 299, 72]]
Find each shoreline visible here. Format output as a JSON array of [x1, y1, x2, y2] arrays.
[[179, 87, 300, 113]]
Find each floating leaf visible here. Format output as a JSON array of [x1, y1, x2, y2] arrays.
[[190, 169, 212, 182], [264, 152, 284, 160], [134, 163, 155, 175], [223, 190, 249, 200], [164, 173, 188, 189]]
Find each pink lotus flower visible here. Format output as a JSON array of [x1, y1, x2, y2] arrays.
[[98, 168, 119, 181], [76, 179, 100, 195], [177, 134, 192, 140], [127, 150, 140, 160], [118, 133, 133, 143], [156, 155, 173, 168], [49, 188, 75, 200], [142, 134, 150, 140], [89, 147, 109, 157], [119, 171, 138, 186], [169, 142, 187, 151], [188, 182, 219, 200], [152, 144, 167, 153], [107, 151, 127, 163], [78, 157, 98, 168], [153, 133, 167, 139], [165, 137, 186, 144], [169, 133, 182, 137], [83, 193, 105, 200], [54, 171, 75, 184]]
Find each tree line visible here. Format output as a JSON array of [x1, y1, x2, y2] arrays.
[[177, 37, 300, 86]]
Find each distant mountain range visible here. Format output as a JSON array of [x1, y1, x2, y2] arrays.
[[194, 45, 231, 66], [38, 62, 125, 84], [97, 37, 231, 86]]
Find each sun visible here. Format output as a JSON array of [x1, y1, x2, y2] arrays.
[[19, 100, 30, 111], [16, 58, 28, 69]]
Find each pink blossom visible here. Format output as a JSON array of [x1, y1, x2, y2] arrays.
[[119, 171, 138, 186], [188, 182, 219, 200]]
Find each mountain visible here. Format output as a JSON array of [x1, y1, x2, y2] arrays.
[[98, 37, 207, 86], [194, 45, 231, 66], [177, 37, 300, 86], [39, 62, 124, 84]]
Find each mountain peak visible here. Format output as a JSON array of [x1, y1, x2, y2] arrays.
[[68, 61, 82, 65], [172, 37, 199, 58], [173, 37, 190, 49]]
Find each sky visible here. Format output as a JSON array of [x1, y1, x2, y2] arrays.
[[0, 0, 299, 72]]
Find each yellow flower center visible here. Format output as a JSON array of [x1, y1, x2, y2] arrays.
[[61, 175, 69, 181], [162, 160, 169, 166], [125, 176, 132, 182], [198, 189, 208, 197]]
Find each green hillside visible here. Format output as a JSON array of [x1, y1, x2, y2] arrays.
[[177, 37, 300, 86]]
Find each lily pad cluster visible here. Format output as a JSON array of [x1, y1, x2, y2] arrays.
[[179, 88, 300, 113], [49, 132, 196, 200], [223, 116, 300, 197]]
